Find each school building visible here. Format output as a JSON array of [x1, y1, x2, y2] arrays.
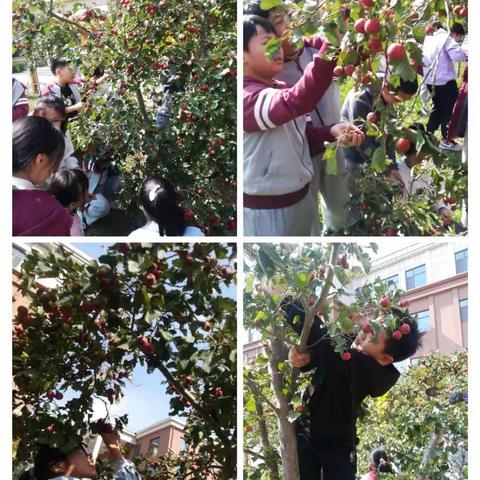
[[244, 242, 468, 367]]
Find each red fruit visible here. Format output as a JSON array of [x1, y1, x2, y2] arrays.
[[46, 424, 55, 433], [47, 390, 55, 400], [184, 208, 194, 221], [459, 7, 468, 17], [399, 299, 410, 308], [385, 228, 397, 236], [143, 273, 156, 287], [354, 18, 366, 33], [368, 37, 382, 53], [361, 74, 372, 85], [14, 324, 24, 336], [117, 243, 131, 253], [400, 323, 411, 334], [213, 387, 224, 398], [227, 219, 237, 231], [294, 405, 304, 413], [215, 137, 224, 146], [396, 137, 412, 153], [379, 297, 390, 308], [359, 0, 374, 7], [138, 336, 154, 353], [387, 43, 406, 61], [453, 5, 462, 15], [246, 424, 254, 432], [366, 112, 378, 123], [362, 324, 372, 334], [55, 391, 63, 400], [319, 266, 326, 277], [425, 25, 434, 35], [364, 19, 381, 35], [200, 84, 208, 92], [342, 351, 352, 361], [333, 66, 344, 76], [392, 330, 402, 340], [344, 64, 355, 76], [209, 215, 220, 227]]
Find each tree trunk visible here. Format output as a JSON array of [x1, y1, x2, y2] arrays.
[[416, 432, 442, 480], [269, 332, 300, 480], [29, 63, 39, 95]]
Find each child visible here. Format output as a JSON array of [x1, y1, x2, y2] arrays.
[[33, 96, 80, 171], [244, 1, 350, 234], [41, 58, 83, 119], [29, 429, 141, 480], [49, 169, 90, 236], [13, 116, 73, 236], [129, 178, 204, 238], [360, 448, 395, 479], [243, 15, 365, 236], [13, 77, 29, 122], [282, 297, 424, 480]]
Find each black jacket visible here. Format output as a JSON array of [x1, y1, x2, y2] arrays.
[[281, 297, 400, 448]]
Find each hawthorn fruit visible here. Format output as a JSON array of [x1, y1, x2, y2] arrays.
[[364, 19, 381, 35], [392, 330, 402, 340], [400, 323, 411, 334], [354, 18, 366, 33], [396, 137, 411, 153], [379, 297, 390, 308], [342, 352, 352, 361], [387, 43, 406, 61]]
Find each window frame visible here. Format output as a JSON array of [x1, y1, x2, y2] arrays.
[[405, 264, 427, 290]]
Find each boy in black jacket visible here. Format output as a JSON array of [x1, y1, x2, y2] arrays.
[[281, 297, 424, 480]]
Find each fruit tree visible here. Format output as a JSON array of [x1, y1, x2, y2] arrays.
[[12, 0, 236, 235], [259, 0, 468, 236], [12, 243, 237, 479], [244, 242, 423, 480]]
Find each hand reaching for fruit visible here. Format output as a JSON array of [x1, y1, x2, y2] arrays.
[[330, 123, 365, 147], [289, 346, 311, 368]]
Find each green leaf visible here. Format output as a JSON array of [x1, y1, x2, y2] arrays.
[[371, 145, 386, 173], [127, 260, 140, 274], [245, 274, 255, 294], [324, 144, 338, 175], [264, 38, 282, 60], [260, 0, 284, 9], [245, 396, 257, 413], [296, 271, 310, 287], [287, 410, 301, 422]]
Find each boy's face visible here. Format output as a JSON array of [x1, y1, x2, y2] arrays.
[[56, 64, 75, 84], [244, 25, 284, 80], [352, 320, 394, 366], [267, 7, 290, 37]]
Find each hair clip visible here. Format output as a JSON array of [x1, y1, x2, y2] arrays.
[[149, 185, 161, 202]]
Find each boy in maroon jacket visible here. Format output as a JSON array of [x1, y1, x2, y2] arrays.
[[243, 15, 365, 236]]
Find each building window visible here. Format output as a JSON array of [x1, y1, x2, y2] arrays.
[[149, 437, 160, 457], [405, 265, 426, 290], [179, 438, 186, 452], [455, 249, 468, 274], [410, 357, 421, 367], [12, 246, 27, 270], [134, 444, 141, 458], [414, 310, 430, 333], [384, 274, 399, 290], [459, 299, 468, 323]]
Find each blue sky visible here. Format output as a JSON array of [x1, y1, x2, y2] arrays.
[[71, 242, 236, 432]]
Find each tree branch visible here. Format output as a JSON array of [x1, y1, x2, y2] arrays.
[[246, 374, 280, 416], [48, 0, 93, 37]]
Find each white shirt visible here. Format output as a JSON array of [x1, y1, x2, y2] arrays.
[[12, 177, 35, 190], [129, 220, 204, 238]]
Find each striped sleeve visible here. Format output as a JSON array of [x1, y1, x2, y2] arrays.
[[244, 54, 335, 133]]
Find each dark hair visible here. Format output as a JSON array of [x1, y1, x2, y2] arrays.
[[51, 58, 71, 75], [383, 308, 425, 362], [244, 1, 269, 18], [432, 21, 443, 30], [244, 15, 277, 51], [13, 116, 65, 174], [369, 448, 394, 473], [139, 178, 187, 236], [49, 169, 89, 207], [34, 96, 68, 133], [34, 445, 68, 480], [451, 23, 465, 36], [18, 470, 35, 480], [391, 77, 419, 95]]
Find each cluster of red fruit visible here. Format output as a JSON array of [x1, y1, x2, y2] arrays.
[[118, 0, 132, 9], [337, 255, 350, 269], [46, 389, 64, 401]]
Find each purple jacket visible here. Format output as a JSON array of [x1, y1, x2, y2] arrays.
[[13, 189, 73, 236]]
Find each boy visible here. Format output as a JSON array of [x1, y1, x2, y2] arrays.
[[244, 1, 350, 234], [282, 297, 424, 480], [41, 58, 83, 119], [243, 15, 364, 236]]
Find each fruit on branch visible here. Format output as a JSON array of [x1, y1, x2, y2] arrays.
[[334, 66, 345, 76], [342, 352, 352, 361], [398, 299, 410, 308], [364, 19, 381, 35], [392, 330, 402, 340], [387, 43, 406, 61], [354, 18, 366, 33], [366, 112, 378, 124], [368, 37, 382, 53], [379, 297, 390, 308], [400, 324, 411, 334], [395, 137, 411, 153], [344, 64, 356, 76]]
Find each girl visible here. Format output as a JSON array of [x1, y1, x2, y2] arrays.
[[33, 96, 79, 171], [129, 178, 204, 238], [49, 169, 90, 236], [360, 448, 395, 479], [13, 116, 73, 236]]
